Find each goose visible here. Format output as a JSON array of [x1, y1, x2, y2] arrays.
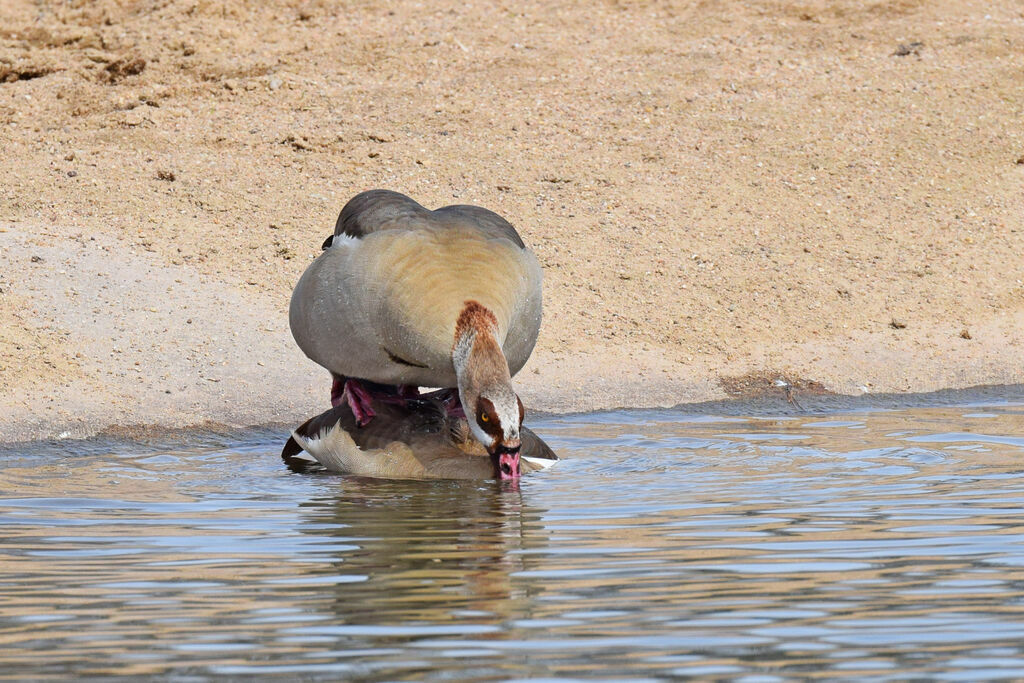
[[289, 190, 543, 478], [280, 394, 558, 480]]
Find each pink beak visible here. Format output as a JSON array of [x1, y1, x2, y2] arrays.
[[498, 450, 521, 480]]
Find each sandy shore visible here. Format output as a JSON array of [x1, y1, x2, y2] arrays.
[[2, 0, 1023, 442]]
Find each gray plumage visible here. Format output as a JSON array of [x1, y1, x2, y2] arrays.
[[290, 190, 543, 388]]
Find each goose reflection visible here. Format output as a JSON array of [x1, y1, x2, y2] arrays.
[[289, 477, 552, 623]]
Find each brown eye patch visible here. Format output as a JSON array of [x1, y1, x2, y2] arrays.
[[476, 397, 503, 440]]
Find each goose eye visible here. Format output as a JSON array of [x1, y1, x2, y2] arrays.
[[476, 397, 497, 431]]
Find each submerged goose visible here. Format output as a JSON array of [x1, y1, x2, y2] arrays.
[[290, 190, 543, 478], [281, 395, 558, 480]]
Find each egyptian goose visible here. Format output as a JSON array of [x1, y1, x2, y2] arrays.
[[289, 190, 543, 478], [281, 394, 558, 480]]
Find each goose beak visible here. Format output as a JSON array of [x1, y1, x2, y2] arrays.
[[491, 441, 522, 480]]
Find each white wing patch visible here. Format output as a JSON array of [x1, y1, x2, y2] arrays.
[[327, 233, 361, 249], [522, 455, 558, 469]]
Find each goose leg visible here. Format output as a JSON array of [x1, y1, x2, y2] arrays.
[[344, 379, 377, 427], [418, 387, 465, 420], [330, 375, 377, 427], [330, 375, 346, 408], [373, 384, 421, 406], [396, 384, 420, 399]]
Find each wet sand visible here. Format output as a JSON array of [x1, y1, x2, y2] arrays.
[[2, 0, 1023, 441]]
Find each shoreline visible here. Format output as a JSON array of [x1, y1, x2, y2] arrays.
[[4, 382, 1022, 451]]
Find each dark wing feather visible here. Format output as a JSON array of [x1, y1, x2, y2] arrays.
[[280, 411, 341, 473], [333, 190, 429, 239], [294, 405, 357, 440], [521, 426, 559, 461], [284, 400, 444, 453], [282, 434, 304, 459], [329, 190, 527, 249]]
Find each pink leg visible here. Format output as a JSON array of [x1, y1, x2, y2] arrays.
[[330, 376, 346, 408], [329, 377, 420, 425], [417, 387, 464, 419], [375, 384, 421, 406], [343, 378, 376, 427], [396, 384, 420, 399]]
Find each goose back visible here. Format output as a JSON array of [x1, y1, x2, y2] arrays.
[[290, 191, 542, 387]]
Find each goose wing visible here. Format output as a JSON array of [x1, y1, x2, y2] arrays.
[[329, 190, 526, 248]]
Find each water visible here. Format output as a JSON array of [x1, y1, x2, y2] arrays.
[[3, 399, 1024, 680]]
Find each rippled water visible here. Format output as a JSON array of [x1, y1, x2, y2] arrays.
[[3, 398, 1024, 680]]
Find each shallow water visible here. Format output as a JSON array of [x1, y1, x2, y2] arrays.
[[3, 400, 1024, 680]]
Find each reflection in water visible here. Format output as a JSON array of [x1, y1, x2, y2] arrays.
[[2, 401, 1024, 679], [293, 481, 551, 629]]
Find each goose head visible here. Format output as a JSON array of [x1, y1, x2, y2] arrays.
[[452, 301, 524, 479]]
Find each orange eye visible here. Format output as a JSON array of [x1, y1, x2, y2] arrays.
[[480, 412, 489, 422]]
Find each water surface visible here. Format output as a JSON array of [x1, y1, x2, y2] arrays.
[[3, 400, 1024, 679]]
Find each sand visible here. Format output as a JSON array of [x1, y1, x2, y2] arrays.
[[2, 0, 1023, 442]]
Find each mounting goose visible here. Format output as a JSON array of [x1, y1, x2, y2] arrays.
[[289, 190, 543, 479], [281, 395, 558, 480]]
